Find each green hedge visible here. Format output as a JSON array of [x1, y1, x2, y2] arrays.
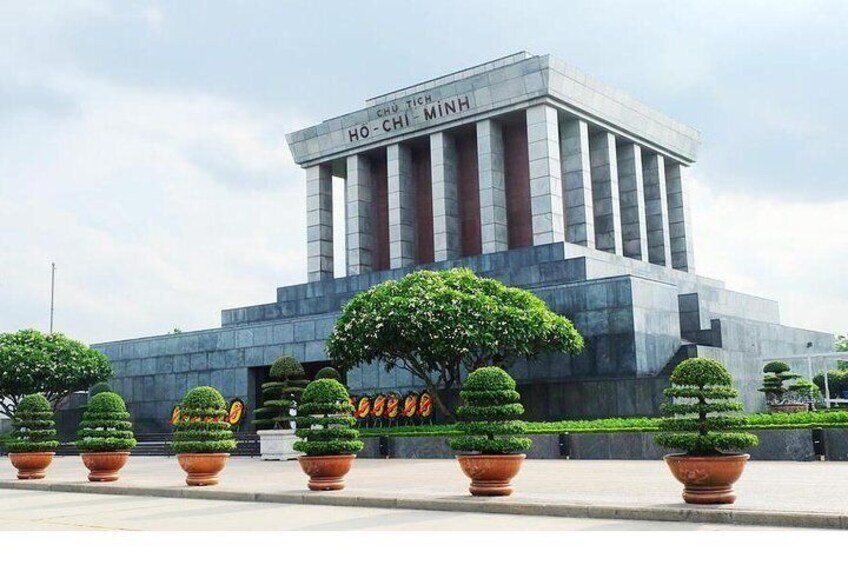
[[358, 409, 848, 438]]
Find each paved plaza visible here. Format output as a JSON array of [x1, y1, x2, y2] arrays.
[[2, 456, 846, 529], [0, 489, 801, 531]]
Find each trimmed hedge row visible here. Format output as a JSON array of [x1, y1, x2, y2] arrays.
[[358, 409, 848, 438]]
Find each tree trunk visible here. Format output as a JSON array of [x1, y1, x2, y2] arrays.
[[427, 383, 455, 420]]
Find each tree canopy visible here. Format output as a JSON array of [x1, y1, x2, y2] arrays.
[[0, 329, 113, 418], [327, 268, 584, 417]]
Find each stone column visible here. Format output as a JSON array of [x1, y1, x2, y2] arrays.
[[387, 143, 417, 269], [430, 132, 461, 261], [526, 105, 565, 245], [476, 119, 508, 254], [616, 142, 649, 261], [345, 154, 374, 274], [665, 161, 696, 272], [559, 118, 595, 248], [306, 164, 334, 282], [589, 131, 622, 255], [642, 152, 672, 267]]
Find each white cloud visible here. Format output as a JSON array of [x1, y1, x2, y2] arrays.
[[689, 172, 847, 334], [0, 74, 312, 343]]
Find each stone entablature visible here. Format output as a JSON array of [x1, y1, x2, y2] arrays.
[[290, 52, 701, 283], [287, 52, 700, 166]]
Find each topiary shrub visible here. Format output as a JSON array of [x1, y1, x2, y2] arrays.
[[294, 379, 363, 456], [253, 355, 310, 430], [762, 360, 790, 375], [88, 382, 112, 397], [759, 361, 804, 405], [656, 358, 758, 455], [7, 393, 59, 453], [315, 366, 341, 381], [787, 379, 821, 404], [76, 392, 137, 452], [449, 367, 532, 454], [171, 386, 236, 453]]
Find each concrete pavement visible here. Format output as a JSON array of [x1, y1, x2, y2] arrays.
[[1, 456, 846, 529], [0, 489, 807, 531]]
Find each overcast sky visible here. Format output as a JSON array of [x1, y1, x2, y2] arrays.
[[1, 1, 846, 344]]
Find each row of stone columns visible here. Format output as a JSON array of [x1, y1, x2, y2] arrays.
[[306, 104, 696, 282]]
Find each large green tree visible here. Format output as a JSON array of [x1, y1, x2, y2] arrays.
[[0, 329, 113, 418], [327, 268, 584, 417]]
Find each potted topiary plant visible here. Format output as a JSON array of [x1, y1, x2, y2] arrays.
[[75, 391, 137, 481], [759, 361, 808, 413], [294, 378, 363, 491], [171, 386, 236, 486], [449, 367, 532, 496], [253, 355, 310, 460], [656, 358, 759, 504], [6, 393, 59, 479]]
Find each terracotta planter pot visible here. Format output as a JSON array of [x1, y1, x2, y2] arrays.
[[298, 454, 356, 491], [664, 453, 750, 504], [81, 452, 130, 482], [456, 453, 526, 496], [177, 453, 229, 486], [9, 452, 55, 480]]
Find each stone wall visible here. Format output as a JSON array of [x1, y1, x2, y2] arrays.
[[91, 241, 833, 431], [359, 429, 847, 462]]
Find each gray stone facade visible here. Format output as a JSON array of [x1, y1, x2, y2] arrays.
[[93, 240, 832, 432], [88, 52, 833, 434]]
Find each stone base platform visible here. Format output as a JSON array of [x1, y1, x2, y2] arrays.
[[87, 242, 834, 434], [2, 456, 847, 530]]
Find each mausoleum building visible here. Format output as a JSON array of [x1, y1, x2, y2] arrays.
[[92, 53, 832, 432]]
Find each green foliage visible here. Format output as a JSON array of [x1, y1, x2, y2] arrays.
[[787, 379, 820, 400], [358, 409, 848, 437], [294, 379, 363, 456], [0, 329, 113, 419], [327, 268, 584, 417], [253, 355, 309, 430], [88, 381, 112, 398], [171, 386, 236, 454], [655, 358, 758, 455], [315, 366, 341, 381], [270, 356, 306, 381], [814, 370, 848, 399], [759, 360, 808, 404], [449, 367, 532, 454], [88, 382, 112, 397], [763, 360, 791, 375], [76, 392, 137, 452], [6, 393, 59, 453]]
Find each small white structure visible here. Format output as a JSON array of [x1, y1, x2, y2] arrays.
[[257, 429, 300, 461]]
